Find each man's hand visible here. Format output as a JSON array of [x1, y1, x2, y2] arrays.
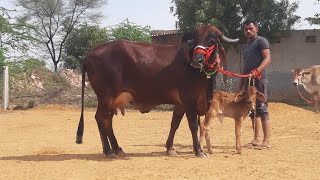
[[250, 68, 262, 79]]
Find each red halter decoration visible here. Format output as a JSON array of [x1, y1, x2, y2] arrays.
[[193, 45, 217, 69]]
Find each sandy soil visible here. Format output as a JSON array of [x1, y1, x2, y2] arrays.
[[0, 103, 320, 180]]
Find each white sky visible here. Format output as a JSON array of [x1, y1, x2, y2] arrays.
[[0, 0, 319, 30]]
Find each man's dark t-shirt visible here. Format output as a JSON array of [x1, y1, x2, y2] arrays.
[[243, 36, 270, 79]]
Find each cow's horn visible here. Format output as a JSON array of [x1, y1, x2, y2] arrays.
[[220, 35, 239, 43]]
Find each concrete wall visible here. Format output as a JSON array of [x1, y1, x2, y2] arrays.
[[225, 29, 320, 103]]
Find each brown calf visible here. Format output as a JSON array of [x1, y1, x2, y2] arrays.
[[200, 86, 265, 154]]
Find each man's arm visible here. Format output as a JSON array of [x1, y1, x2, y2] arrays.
[[257, 48, 271, 72], [251, 48, 271, 78]]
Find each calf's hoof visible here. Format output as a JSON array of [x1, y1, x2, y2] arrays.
[[208, 148, 214, 154], [236, 149, 242, 154], [166, 148, 178, 156]]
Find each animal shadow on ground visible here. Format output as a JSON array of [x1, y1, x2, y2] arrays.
[[0, 151, 171, 162], [0, 154, 117, 162], [133, 144, 237, 155]]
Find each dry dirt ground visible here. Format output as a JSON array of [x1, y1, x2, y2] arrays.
[[0, 103, 319, 180]]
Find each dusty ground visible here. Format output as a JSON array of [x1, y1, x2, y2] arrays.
[[0, 103, 319, 180]]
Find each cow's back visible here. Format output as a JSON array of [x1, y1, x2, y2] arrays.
[[83, 40, 195, 110]]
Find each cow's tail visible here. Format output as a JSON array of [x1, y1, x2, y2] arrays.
[[76, 63, 86, 144]]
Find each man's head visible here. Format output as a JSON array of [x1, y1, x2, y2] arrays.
[[243, 20, 258, 40]]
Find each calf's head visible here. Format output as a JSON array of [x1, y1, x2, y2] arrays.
[[234, 86, 266, 111], [182, 25, 239, 70]]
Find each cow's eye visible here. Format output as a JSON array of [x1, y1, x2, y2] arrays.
[[209, 37, 216, 45]]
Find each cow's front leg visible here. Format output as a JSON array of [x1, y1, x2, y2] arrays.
[[314, 95, 319, 113], [185, 109, 207, 158], [166, 106, 184, 156]]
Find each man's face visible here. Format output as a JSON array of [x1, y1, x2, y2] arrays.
[[244, 23, 258, 40]]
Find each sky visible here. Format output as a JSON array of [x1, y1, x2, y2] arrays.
[[0, 0, 319, 30]]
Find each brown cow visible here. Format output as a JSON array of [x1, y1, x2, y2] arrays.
[[200, 86, 266, 154], [76, 25, 239, 158], [292, 65, 320, 112]]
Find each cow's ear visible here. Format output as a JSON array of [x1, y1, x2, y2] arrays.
[[181, 32, 194, 45], [234, 91, 245, 102], [256, 92, 266, 102], [302, 71, 312, 75]]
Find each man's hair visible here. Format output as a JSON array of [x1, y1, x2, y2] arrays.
[[243, 19, 258, 27]]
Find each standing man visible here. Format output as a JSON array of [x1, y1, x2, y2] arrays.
[[239, 19, 271, 149]]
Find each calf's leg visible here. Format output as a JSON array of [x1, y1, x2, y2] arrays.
[[200, 116, 214, 154], [235, 117, 243, 154]]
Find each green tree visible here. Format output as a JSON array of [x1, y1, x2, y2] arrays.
[[15, 0, 107, 72], [240, 0, 300, 39], [171, 0, 300, 39], [305, 0, 320, 25], [0, 7, 36, 66], [63, 25, 109, 69], [110, 19, 151, 42]]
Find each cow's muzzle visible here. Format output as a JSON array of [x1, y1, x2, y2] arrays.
[[190, 54, 205, 69]]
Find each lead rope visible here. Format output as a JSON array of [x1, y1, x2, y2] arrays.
[[296, 84, 314, 105], [248, 75, 257, 140]]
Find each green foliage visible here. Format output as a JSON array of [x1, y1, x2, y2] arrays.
[[64, 25, 109, 69], [171, 0, 300, 39], [0, 7, 37, 62], [305, 0, 320, 25], [0, 48, 5, 67], [240, 0, 300, 38], [15, 0, 107, 72], [110, 19, 151, 42], [5, 58, 46, 75], [171, 0, 241, 36]]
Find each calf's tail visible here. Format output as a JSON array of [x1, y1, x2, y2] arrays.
[[76, 63, 86, 144]]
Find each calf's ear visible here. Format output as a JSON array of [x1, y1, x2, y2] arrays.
[[234, 92, 245, 102], [256, 92, 266, 102]]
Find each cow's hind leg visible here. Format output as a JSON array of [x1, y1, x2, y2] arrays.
[[107, 119, 125, 156], [95, 103, 123, 158], [165, 106, 184, 156]]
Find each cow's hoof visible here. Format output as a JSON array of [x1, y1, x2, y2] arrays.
[[195, 151, 207, 158], [166, 149, 178, 156], [105, 150, 118, 159], [115, 147, 125, 157]]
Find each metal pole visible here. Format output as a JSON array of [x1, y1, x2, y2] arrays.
[[3, 66, 9, 110]]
